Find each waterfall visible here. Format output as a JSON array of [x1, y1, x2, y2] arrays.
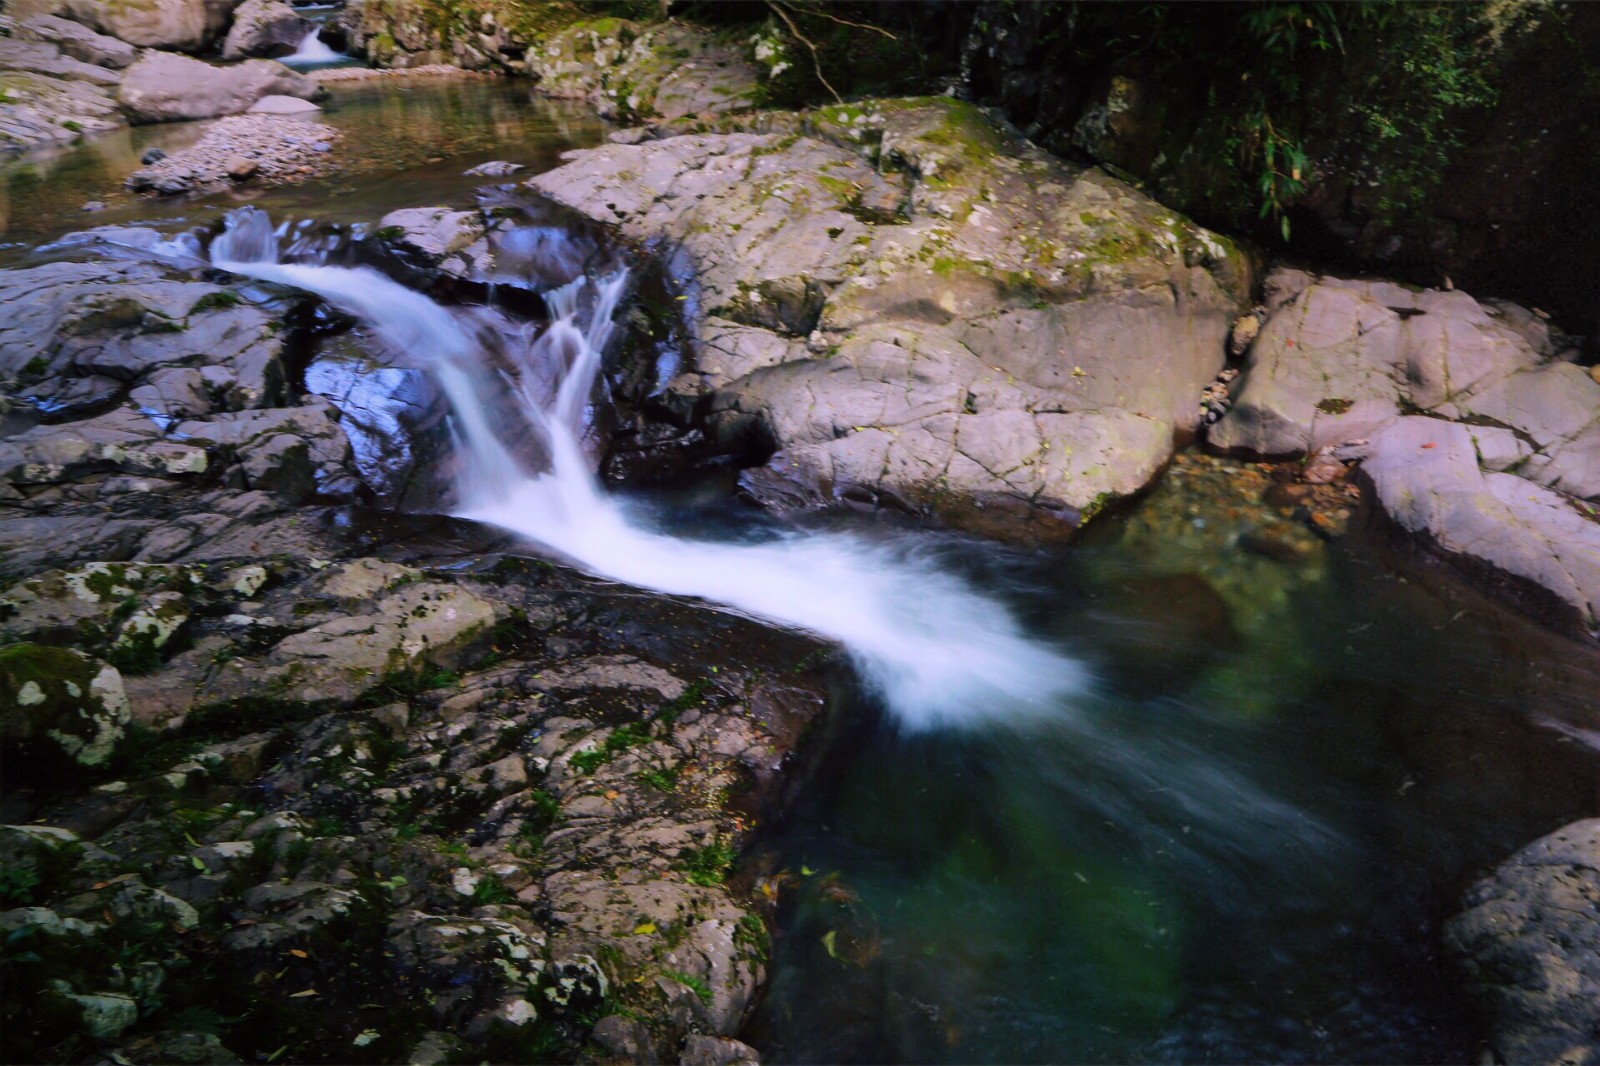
[[211, 208, 1088, 730], [281, 28, 343, 67]]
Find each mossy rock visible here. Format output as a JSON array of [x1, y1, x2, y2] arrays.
[[0, 643, 131, 769]]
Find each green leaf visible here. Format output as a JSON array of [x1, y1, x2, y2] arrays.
[[822, 930, 839, 959]]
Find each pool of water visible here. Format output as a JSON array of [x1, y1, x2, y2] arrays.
[[743, 455, 1600, 1064], [0, 78, 608, 253]]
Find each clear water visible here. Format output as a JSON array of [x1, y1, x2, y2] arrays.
[[11, 78, 1599, 1064], [0, 79, 607, 253], [745, 458, 1600, 1063]]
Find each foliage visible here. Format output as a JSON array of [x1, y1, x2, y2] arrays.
[[679, 837, 736, 886]]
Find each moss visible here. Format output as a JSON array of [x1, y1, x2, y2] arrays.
[[1316, 397, 1355, 415], [188, 290, 241, 315]]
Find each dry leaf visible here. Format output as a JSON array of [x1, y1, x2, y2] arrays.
[[288, 989, 318, 998], [289, 949, 308, 959]]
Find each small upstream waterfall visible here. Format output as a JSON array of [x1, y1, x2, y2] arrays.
[[281, 28, 343, 66], [211, 208, 1087, 729]]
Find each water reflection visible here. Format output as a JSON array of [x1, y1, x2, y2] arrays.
[[0, 80, 607, 250]]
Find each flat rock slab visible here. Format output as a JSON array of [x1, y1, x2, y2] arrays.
[[1349, 417, 1600, 633], [526, 97, 1250, 538], [118, 51, 320, 125]]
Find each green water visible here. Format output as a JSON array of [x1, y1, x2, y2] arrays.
[[0, 79, 607, 252], [746, 456, 1600, 1063]]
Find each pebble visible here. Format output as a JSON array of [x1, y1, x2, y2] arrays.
[[140, 147, 166, 165], [81, 200, 105, 212]]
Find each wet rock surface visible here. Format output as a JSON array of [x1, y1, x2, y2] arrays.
[[0, 222, 831, 1064], [1444, 818, 1600, 1066], [527, 97, 1250, 540]]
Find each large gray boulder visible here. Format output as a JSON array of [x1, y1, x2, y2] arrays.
[[221, 0, 309, 60], [1444, 819, 1600, 1066], [61, 0, 240, 54], [16, 14, 137, 68], [118, 50, 320, 124], [527, 98, 1250, 538]]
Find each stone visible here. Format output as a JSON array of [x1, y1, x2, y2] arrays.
[[680, 1035, 760, 1065], [126, 113, 342, 193], [0, 67, 123, 152], [1346, 417, 1600, 632], [247, 93, 320, 114], [225, 154, 259, 180], [0, 39, 125, 88], [527, 98, 1249, 537], [463, 160, 524, 177], [17, 14, 137, 69], [118, 51, 320, 125], [0, 643, 130, 768], [141, 146, 167, 164], [1444, 819, 1600, 1066], [221, 0, 309, 60], [62, 0, 241, 54], [378, 206, 486, 260]]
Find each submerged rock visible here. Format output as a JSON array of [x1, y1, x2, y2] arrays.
[[1445, 819, 1600, 1065]]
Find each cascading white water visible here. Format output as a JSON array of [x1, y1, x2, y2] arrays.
[[281, 28, 342, 66], [212, 208, 1088, 729]]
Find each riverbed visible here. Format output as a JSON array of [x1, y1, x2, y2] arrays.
[[5, 77, 1597, 1065]]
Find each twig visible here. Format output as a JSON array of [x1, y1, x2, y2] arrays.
[[782, 1, 897, 40], [766, 0, 843, 105]]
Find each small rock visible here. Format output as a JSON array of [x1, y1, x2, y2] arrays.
[[680, 1035, 760, 1065], [81, 200, 106, 212], [140, 147, 166, 165], [225, 155, 260, 181], [463, 160, 524, 177]]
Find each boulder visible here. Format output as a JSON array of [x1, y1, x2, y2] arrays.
[[1444, 819, 1600, 1066], [0, 38, 125, 88], [0, 68, 123, 152], [527, 98, 1249, 537], [221, 0, 309, 60], [1345, 417, 1600, 633], [247, 93, 319, 114], [0, 642, 130, 768], [117, 51, 320, 124], [17, 14, 137, 69], [61, 0, 241, 54]]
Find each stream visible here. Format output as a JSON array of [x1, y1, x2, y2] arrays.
[[7, 80, 1599, 1064]]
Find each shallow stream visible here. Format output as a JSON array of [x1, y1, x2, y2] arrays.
[[9, 80, 1599, 1064]]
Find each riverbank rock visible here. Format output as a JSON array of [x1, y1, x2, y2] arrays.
[[117, 51, 321, 124], [125, 113, 341, 194], [15, 15, 137, 69], [0, 45, 125, 152], [527, 97, 1249, 538], [1444, 819, 1600, 1065], [1212, 268, 1600, 636], [525, 19, 760, 123], [61, 0, 241, 55], [221, 0, 309, 60], [0, 643, 131, 770]]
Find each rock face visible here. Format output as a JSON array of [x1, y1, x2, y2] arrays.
[[16, 14, 138, 69], [117, 51, 321, 124], [0, 643, 131, 770], [0, 39, 125, 151], [1213, 268, 1600, 635], [221, 0, 309, 60], [1444, 819, 1600, 1065], [61, 0, 241, 54], [525, 19, 760, 123], [528, 98, 1249, 537], [0, 222, 831, 1062]]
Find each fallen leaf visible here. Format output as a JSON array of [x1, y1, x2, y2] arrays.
[[822, 930, 839, 959], [604, 790, 620, 800], [288, 949, 308, 959], [633, 922, 657, 935], [1421, 442, 1436, 449], [90, 882, 109, 891], [288, 989, 318, 998], [800, 865, 815, 877]]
